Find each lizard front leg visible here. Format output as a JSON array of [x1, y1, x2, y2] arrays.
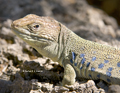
[[62, 63, 76, 86]]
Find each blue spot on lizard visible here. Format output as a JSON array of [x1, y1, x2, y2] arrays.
[[106, 72, 111, 77], [104, 60, 109, 63], [80, 66, 83, 70], [97, 74, 100, 78], [81, 58, 86, 64], [117, 62, 120, 67], [89, 74, 92, 77], [72, 52, 76, 60], [98, 63, 104, 68], [92, 57, 96, 61], [91, 67, 95, 71], [74, 63, 77, 66], [86, 62, 90, 67], [107, 78, 111, 82], [108, 67, 113, 72], [80, 53, 85, 58], [70, 59, 73, 64]]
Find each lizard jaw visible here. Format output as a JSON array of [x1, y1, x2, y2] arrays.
[[11, 25, 54, 43]]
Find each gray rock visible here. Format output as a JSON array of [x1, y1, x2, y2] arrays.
[[107, 85, 120, 93]]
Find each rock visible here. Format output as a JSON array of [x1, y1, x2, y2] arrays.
[[10, 73, 32, 93], [107, 85, 120, 93], [0, 79, 12, 93], [41, 83, 53, 92], [52, 86, 69, 93], [97, 81, 108, 91], [3, 44, 30, 66], [3, 19, 12, 28], [86, 80, 95, 88]]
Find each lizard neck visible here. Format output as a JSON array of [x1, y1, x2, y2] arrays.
[[54, 23, 70, 65], [32, 23, 70, 65], [54, 23, 85, 66]]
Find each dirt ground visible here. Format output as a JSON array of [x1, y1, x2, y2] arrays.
[[0, 0, 120, 93]]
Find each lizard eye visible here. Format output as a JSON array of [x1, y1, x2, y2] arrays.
[[28, 23, 41, 31], [33, 25, 39, 28]]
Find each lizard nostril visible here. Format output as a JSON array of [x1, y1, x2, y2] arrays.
[[11, 20, 21, 28], [11, 23, 14, 27], [15, 24, 19, 27], [11, 22, 19, 28]]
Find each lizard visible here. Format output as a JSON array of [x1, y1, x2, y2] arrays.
[[11, 14, 120, 86]]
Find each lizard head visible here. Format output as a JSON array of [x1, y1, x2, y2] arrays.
[[11, 14, 60, 43], [11, 14, 62, 61]]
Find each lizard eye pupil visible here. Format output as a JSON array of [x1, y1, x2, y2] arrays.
[[34, 25, 39, 28]]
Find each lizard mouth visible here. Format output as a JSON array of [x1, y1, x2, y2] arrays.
[[11, 26, 54, 42]]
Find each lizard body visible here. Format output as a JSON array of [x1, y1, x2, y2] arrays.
[[11, 14, 120, 86]]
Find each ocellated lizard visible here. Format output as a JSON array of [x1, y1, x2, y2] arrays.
[[11, 14, 120, 86]]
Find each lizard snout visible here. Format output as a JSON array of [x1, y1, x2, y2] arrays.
[[11, 21, 19, 29]]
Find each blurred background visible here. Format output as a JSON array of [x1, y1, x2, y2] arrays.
[[1, 0, 120, 42], [87, 0, 120, 25], [0, 0, 120, 25]]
